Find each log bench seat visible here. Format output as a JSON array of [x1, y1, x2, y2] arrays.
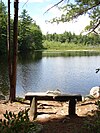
[[25, 92, 82, 119]]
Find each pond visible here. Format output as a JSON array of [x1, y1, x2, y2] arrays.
[[0, 51, 100, 97]]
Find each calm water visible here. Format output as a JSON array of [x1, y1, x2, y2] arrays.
[[0, 51, 100, 97]]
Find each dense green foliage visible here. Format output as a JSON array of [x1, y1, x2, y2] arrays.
[[0, 1, 7, 54], [0, 109, 42, 133], [44, 32, 100, 44], [52, 0, 100, 34], [18, 9, 43, 53], [0, 1, 100, 55], [43, 32, 100, 50], [0, 2, 43, 55]]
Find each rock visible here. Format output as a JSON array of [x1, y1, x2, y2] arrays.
[[90, 86, 100, 98], [46, 89, 61, 95]]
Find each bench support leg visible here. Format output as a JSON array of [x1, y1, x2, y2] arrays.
[[68, 99, 76, 116], [30, 97, 37, 120]]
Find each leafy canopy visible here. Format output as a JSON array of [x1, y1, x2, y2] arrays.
[[0, 1, 7, 54], [18, 9, 43, 52], [50, 0, 100, 34]]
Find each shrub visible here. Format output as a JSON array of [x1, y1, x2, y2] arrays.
[[83, 100, 100, 133], [0, 109, 42, 133]]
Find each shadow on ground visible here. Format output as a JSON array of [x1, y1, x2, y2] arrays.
[[36, 110, 100, 133]]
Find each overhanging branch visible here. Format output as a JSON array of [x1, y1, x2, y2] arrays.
[[88, 20, 100, 35], [72, 1, 100, 19], [22, 0, 29, 8], [44, 0, 65, 14]]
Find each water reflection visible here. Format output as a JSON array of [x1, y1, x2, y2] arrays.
[[18, 51, 42, 64], [17, 52, 42, 96], [43, 51, 100, 57], [0, 51, 100, 97], [17, 51, 100, 97]]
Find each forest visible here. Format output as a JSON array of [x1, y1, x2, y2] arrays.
[[43, 32, 100, 50], [0, 1, 100, 55], [0, 1, 100, 133], [0, 1, 43, 55]]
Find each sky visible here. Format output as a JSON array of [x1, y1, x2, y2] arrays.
[[3, 0, 90, 35]]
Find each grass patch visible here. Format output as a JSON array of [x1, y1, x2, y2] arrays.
[[43, 40, 100, 51]]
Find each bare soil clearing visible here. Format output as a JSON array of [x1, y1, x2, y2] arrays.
[[0, 98, 99, 133]]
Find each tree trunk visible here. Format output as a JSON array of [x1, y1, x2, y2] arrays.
[[7, 0, 12, 100], [9, 0, 19, 102]]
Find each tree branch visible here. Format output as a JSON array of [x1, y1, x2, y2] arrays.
[[44, 0, 65, 14], [22, 0, 29, 8], [44, 0, 100, 15], [88, 20, 100, 35], [72, 1, 100, 19]]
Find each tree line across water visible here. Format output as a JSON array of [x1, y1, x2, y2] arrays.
[[0, 1, 100, 55], [43, 32, 100, 50]]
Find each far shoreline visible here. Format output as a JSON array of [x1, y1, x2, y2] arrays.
[[35, 49, 100, 53]]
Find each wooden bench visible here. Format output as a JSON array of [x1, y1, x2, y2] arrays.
[[25, 92, 82, 119]]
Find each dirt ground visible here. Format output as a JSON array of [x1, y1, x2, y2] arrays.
[[0, 98, 99, 133]]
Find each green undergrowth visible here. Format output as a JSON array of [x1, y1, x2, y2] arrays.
[[43, 40, 100, 51], [83, 100, 100, 133], [0, 109, 42, 133]]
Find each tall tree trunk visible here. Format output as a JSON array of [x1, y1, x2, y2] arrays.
[[9, 0, 19, 102], [7, 0, 12, 100]]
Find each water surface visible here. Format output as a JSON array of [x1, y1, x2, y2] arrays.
[[0, 51, 100, 97], [17, 51, 100, 97]]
